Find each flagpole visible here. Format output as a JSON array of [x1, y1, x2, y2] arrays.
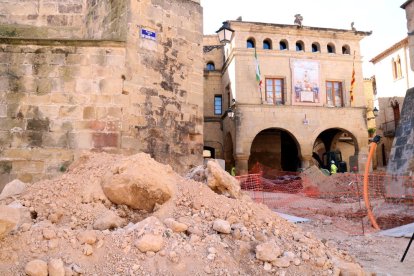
[[259, 86, 263, 104]]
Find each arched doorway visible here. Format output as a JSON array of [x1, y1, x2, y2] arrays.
[[313, 128, 358, 172], [224, 133, 234, 171], [249, 128, 301, 172]]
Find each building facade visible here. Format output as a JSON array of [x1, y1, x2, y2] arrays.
[[0, 0, 203, 189], [204, 20, 371, 175], [370, 38, 413, 167]]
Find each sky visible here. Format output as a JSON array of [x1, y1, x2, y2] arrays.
[[200, 0, 408, 77]]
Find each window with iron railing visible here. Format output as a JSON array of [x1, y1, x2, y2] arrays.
[[382, 120, 397, 137]]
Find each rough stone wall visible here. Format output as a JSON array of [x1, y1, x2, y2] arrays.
[[0, 42, 126, 188], [0, 0, 204, 188], [0, 0, 86, 39], [386, 88, 414, 197], [85, 0, 128, 40], [0, 0, 128, 40], [122, 0, 203, 174]]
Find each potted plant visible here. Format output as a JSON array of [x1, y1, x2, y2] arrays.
[[368, 128, 376, 137]]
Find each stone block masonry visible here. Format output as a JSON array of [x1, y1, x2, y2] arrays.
[[0, 0, 203, 190], [386, 88, 414, 198]]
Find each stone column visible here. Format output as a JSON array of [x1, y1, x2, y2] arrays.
[[301, 155, 313, 170], [235, 154, 249, 176]]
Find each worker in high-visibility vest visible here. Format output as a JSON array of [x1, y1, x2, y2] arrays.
[[231, 166, 236, 176], [330, 160, 338, 175]]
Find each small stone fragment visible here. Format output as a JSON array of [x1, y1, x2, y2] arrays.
[[135, 234, 164, 253], [213, 219, 231, 234]]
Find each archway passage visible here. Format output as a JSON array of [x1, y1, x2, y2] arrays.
[[249, 129, 300, 172], [313, 128, 358, 172]]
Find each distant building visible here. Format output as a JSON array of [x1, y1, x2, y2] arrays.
[[204, 20, 371, 174], [370, 38, 413, 167]]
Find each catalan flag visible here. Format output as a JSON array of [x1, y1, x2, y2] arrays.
[[350, 51, 356, 104]]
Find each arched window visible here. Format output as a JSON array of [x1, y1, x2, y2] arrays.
[[342, 45, 350, 54], [206, 62, 215, 71], [392, 56, 403, 79], [327, 43, 336, 54], [296, 40, 304, 51], [311, 43, 320, 53], [396, 56, 402, 78], [279, 40, 288, 50], [391, 58, 397, 79], [247, 38, 255, 48], [263, 39, 272, 50]]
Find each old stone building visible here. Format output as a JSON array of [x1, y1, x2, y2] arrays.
[[204, 20, 371, 174], [370, 37, 412, 168], [0, 0, 203, 189]]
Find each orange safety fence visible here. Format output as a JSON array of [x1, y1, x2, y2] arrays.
[[236, 167, 414, 235]]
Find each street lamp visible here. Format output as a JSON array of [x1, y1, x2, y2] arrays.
[[227, 107, 235, 119], [216, 21, 234, 44], [373, 107, 379, 117]]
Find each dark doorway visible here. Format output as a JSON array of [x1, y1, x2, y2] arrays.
[[249, 128, 300, 172]]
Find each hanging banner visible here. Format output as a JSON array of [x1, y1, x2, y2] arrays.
[[291, 59, 321, 106]]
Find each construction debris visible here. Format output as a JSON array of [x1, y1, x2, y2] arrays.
[[0, 152, 365, 275]]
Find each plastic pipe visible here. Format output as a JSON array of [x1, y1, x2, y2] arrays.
[[363, 136, 381, 230]]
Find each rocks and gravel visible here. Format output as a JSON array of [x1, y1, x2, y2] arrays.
[[0, 152, 367, 275]]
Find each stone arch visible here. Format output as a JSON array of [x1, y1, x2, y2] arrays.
[[263, 38, 272, 50], [311, 42, 320, 53], [246, 37, 255, 48], [327, 43, 336, 54], [342, 44, 351, 55], [248, 128, 302, 172], [312, 128, 359, 171], [206, 61, 215, 71], [279, 39, 289, 50], [295, 40, 304, 51]]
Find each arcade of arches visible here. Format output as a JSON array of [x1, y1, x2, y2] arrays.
[[205, 128, 359, 175]]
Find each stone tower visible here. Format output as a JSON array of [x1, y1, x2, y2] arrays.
[[0, 0, 203, 189]]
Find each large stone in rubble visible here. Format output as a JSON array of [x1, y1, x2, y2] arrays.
[[24, 259, 48, 276], [206, 160, 241, 199], [101, 153, 175, 211], [255, 241, 282, 262], [0, 179, 26, 200], [0, 205, 20, 239], [332, 257, 365, 276]]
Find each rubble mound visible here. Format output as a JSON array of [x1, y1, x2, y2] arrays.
[[0, 152, 364, 275]]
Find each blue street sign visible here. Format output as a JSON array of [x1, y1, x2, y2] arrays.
[[140, 28, 156, 41]]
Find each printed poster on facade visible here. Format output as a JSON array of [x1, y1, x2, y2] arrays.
[[291, 59, 321, 105]]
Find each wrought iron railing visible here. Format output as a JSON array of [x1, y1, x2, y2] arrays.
[[382, 120, 397, 137]]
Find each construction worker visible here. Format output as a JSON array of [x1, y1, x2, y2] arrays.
[[330, 160, 338, 175], [231, 166, 236, 176]]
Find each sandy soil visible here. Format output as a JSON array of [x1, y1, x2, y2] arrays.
[[265, 192, 414, 276]]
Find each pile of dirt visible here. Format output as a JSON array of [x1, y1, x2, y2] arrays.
[[0, 153, 365, 275], [300, 166, 358, 198]]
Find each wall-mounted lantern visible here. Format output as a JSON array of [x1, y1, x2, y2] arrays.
[[216, 21, 234, 44], [373, 106, 379, 117], [227, 107, 235, 119]]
